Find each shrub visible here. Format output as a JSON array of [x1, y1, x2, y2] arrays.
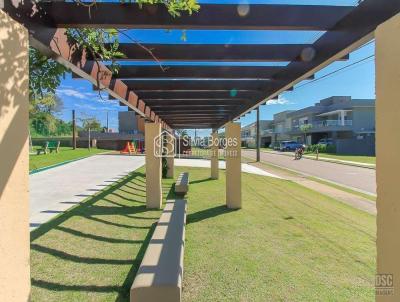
[[162, 157, 168, 178], [305, 144, 336, 154]]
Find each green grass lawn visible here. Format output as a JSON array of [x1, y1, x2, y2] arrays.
[[29, 147, 110, 172], [305, 153, 376, 165], [30, 167, 375, 301]]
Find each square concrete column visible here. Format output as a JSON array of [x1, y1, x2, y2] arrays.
[[145, 122, 162, 209], [225, 122, 241, 209], [211, 131, 219, 179], [376, 13, 400, 302], [0, 10, 30, 301], [166, 132, 174, 178]]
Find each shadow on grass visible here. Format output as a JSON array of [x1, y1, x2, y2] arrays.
[[190, 177, 214, 185], [30, 170, 163, 302], [187, 205, 237, 224], [31, 171, 148, 242]]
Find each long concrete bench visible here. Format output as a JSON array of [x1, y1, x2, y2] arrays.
[[175, 172, 189, 195], [131, 199, 187, 302]]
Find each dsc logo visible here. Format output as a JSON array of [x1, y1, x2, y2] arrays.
[[376, 274, 394, 296]]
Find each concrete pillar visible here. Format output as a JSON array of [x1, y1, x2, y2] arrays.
[[166, 132, 174, 178], [211, 131, 219, 179], [340, 110, 345, 126], [256, 107, 261, 161], [145, 123, 162, 209], [0, 10, 30, 301], [376, 13, 400, 302], [225, 122, 241, 209]]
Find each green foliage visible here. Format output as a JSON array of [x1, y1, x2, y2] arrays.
[[30, 115, 75, 138], [65, 28, 125, 75], [306, 144, 336, 154], [29, 48, 68, 99], [300, 124, 313, 133], [176, 129, 188, 137], [30, 93, 63, 116], [162, 156, 168, 178], [82, 117, 102, 132], [134, 0, 200, 17]]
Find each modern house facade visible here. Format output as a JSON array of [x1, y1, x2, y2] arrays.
[[241, 120, 273, 148], [242, 96, 376, 155]]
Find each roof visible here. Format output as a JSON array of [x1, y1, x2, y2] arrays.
[[3, 0, 399, 129]]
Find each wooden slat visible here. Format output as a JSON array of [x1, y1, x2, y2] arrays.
[[39, 3, 354, 30], [102, 43, 349, 62], [111, 65, 284, 79]]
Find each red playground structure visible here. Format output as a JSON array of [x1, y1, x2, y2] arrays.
[[120, 140, 144, 155]]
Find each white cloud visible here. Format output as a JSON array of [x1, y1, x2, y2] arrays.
[[57, 88, 87, 99], [265, 96, 293, 106]]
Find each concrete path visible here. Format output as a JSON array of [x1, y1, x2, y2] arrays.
[[174, 158, 283, 179], [243, 149, 376, 195], [30, 154, 145, 230]]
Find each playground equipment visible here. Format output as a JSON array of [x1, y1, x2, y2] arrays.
[[120, 140, 144, 155]]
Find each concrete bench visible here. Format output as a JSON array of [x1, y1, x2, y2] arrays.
[[131, 199, 187, 302], [175, 172, 189, 195]]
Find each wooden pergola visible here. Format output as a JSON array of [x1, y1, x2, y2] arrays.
[[3, 0, 399, 130], [1, 1, 400, 301]]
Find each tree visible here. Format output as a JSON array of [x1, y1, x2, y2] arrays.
[[176, 129, 188, 137], [29, 48, 68, 99], [82, 118, 102, 132], [300, 124, 313, 145], [29, 93, 63, 116]]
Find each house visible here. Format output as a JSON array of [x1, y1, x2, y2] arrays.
[[286, 96, 375, 155], [241, 120, 273, 148], [242, 96, 376, 155]]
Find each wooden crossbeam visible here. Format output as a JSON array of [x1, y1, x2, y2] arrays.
[[101, 43, 349, 62], [39, 3, 353, 30]]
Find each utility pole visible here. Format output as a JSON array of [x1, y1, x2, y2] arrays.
[[256, 106, 260, 162], [72, 109, 76, 149], [106, 111, 109, 132]]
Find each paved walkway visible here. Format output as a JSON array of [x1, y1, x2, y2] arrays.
[[175, 158, 282, 179], [30, 155, 282, 230], [30, 154, 145, 230], [243, 149, 376, 195]]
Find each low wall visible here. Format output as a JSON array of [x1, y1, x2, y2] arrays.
[[32, 137, 72, 147], [336, 136, 375, 156]]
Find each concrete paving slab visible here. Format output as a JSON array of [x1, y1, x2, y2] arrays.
[[29, 154, 145, 230], [174, 158, 283, 179]]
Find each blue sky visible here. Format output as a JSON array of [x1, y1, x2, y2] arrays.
[[55, 0, 374, 135]]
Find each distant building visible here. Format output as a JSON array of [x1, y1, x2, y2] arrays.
[[241, 120, 273, 148], [118, 111, 145, 134], [78, 111, 146, 150], [241, 96, 376, 155]]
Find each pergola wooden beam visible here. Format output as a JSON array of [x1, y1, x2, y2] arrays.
[[101, 43, 349, 62], [2, 0, 170, 130], [121, 79, 300, 91], [135, 90, 264, 100], [36, 3, 354, 30], [109, 65, 284, 79]]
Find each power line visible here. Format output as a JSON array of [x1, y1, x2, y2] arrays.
[[295, 54, 375, 90]]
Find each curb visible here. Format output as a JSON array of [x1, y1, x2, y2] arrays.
[[260, 150, 376, 170]]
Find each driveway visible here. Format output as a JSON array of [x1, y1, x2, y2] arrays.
[[30, 154, 145, 230], [242, 150, 376, 194]]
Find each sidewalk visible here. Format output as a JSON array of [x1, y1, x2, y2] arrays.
[[260, 149, 375, 169]]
